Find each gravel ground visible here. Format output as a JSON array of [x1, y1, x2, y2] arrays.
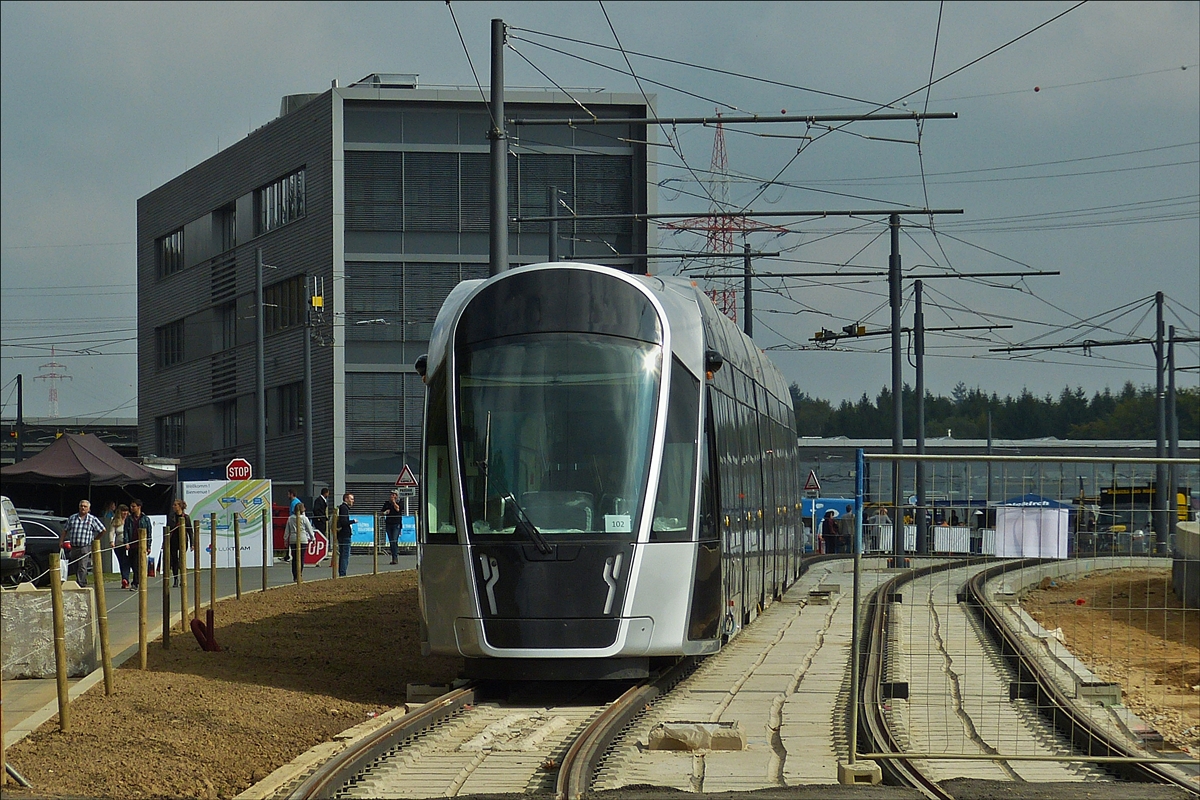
[[1022, 568, 1200, 755], [2, 570, 462, 800]]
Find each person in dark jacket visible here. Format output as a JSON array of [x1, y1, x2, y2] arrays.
[[166, 498, 191, 587], [820, 510, 839, 555], [336, 493, 356, 577], [381, 489, 403, 565]]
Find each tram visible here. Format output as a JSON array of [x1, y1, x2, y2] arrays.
[[416, 262, 803, 679]]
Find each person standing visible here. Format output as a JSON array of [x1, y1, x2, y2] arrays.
[[838, 503, 857, 555], [63, 500, 106, 587], [381, 489, 403, 565], [108, 504, 130, 588], [286, 502, 315, 581], [819, 510, 839, 555], [124, 499, 152, 591], [336, 492, 356, 577], [167, 498, 191, 587], [312, 488, 330, 534], [283, 489, 301, 562]]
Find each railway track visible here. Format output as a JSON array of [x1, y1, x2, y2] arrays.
[[858, 557, 1199, 799]]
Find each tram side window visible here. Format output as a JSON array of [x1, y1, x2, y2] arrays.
[[424, 369, 457, 540], [652, 358, 700, 541]]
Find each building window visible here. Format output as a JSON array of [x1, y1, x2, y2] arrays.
[[158, 413, 184, 456], [158, 228, 184, 277], [264, 275, 306, 334], [258, 168, 305, 234], [219, 302, 237, 350], [277, 381, 303, 434], [215, 203, 236, 252], [156, 319, 184, 369], [217, 400, 237, 450]]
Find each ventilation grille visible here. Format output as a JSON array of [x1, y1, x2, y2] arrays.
[[211, 352, 237, 399], [211, 253, 237, 303]]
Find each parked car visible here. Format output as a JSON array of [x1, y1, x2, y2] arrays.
[[1, 495, 29, 587], [16, 509, 70, 587]]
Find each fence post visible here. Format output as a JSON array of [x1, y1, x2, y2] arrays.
[[193, 520, 202, 620], [49, 552, 70, 731], [210, 513, 218, 617], [180, 519, 190, 629], [234, 514, 242, 599], [331, 507, 339, 580], [373, 512, 379, 575], [262, 506, 269, 592], [160, 529, 170, 650], [91, 540, 114, 695], [137, 525, 147, 670], [849, 447, 864, 764]]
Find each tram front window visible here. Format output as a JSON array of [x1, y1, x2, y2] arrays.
[[458, 334, 660, 540]]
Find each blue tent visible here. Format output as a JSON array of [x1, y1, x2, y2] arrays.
[[1002, 493, 1072, 509]]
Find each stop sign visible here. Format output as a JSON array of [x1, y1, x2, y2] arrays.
[[226, 458, 253, 481], [304, 530, 329, 565]]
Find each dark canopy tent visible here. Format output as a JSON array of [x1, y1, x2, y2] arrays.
[[0, 433, 176, 515]]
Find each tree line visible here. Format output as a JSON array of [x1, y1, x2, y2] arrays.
[[789, 381, 1200, 441]]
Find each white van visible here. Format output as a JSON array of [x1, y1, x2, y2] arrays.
[[1, 495, 28, 586]]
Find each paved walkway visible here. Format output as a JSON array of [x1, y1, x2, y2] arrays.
[[2, 553, 417, 750]]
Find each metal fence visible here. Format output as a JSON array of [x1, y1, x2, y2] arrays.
[[847, 452, 1199, 782]]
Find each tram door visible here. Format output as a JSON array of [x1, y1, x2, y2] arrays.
[[714, 391, 743, 638]]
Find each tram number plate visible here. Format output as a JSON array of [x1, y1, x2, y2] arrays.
[[605, 514, 631, 533]]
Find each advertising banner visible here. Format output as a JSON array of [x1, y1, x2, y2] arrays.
[[401, 515, 417, 545], [351, 513, 376, 550], [180, 480, 272, 568]]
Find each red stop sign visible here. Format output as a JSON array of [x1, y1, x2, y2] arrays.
[[226, 458, 253, 481], [304, 530, 329, 565]]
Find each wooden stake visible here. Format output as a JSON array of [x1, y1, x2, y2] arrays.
[[49, 552, 70, 731], [161, 528, 170, 650], [138, 525, 147, 670], [234, 513, 242, 599], [92, 540, 113, 695]]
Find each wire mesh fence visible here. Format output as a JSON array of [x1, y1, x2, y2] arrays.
[[852, 452, 1199, 780]]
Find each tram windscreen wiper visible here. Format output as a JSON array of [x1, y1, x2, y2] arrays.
[[505, 492, 554, 555]]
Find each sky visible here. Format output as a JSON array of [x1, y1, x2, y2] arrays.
[[1, 1, 1198, 421]]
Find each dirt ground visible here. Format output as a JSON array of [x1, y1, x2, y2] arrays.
[[2, 570, 463, 800], [1022, 568, 1200, 755]]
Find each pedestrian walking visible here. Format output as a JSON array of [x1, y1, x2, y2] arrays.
[[336, 492, 356, 577], [286, 502, 315, 581], [283, 489, 301, 561], [107, 504, 130, 583], [381, 489, 403, 565], [124, 499, 152, 590], [63, 499, 106, 587]]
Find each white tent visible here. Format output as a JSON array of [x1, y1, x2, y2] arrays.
[[994, 495, 1070, 558]]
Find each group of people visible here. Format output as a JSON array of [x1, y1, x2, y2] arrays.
[[63, 497, 155, 589], [61, 485, 403, 588]]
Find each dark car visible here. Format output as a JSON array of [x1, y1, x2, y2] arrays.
[[13, 509, 69, 587]]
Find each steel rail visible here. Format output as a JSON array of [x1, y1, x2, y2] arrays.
[[966, 560, 1200, 791], [859, 559, 966, 799], [556, 656, 698, 800], [287, 685, 476, 800]]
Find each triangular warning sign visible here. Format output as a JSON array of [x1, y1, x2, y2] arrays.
[[803, 469, 821, 493], [396, 464, 419, 488]]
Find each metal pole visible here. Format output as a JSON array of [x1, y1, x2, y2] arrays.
[[256, 247, 267, 478], [743, 240, 753, 337], [889, 213, 904, 562], [1168, 325, 1178, 552], [304, 278, 314, 504], [14, 374, 23, 463], [915, 280, 926, 556], [210, 514, 218, 617], [233, 514, 242, 599], [850, 448, 864, 763], [548, 185, 559, 262], [1155, 292, 1168, 548], [488, 18, 508, 276]]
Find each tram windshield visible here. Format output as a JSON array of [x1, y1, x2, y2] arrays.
[[458, 334, 661, 540]]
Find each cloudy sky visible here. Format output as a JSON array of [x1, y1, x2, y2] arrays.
[[2, 1, 1197, 421]]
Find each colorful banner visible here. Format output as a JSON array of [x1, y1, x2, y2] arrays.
[[181, 479, 272, 568]]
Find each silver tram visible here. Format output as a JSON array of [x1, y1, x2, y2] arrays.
[[415, 263, 803, 679]]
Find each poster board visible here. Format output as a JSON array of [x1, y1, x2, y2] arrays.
[[179, 480, 272, 568], [995, 506, 1068, 558]]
